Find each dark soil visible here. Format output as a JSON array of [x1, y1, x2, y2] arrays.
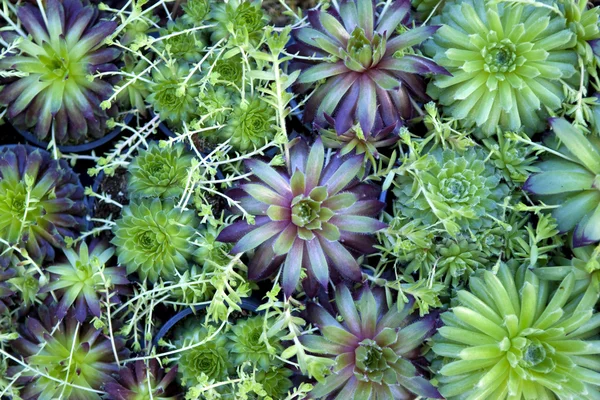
[[93, 167, 129, 241], [0, 123, 23, 146]]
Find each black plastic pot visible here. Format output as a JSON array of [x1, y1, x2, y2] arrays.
[[152, 297, 261, 347], [15, 113, 134, 153]]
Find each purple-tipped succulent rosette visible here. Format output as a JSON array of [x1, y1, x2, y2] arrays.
[[0, 0, 120, 144], [288, 0, 448, 134], [218, 138, 387, 297], [300, 285, 441, 399], [0, 145, 87, 265]]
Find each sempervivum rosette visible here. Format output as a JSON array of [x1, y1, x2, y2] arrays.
[[424, 0, 578, 136], [0, 145, 87, 265], [300, 285, 441, 399], [39, 240, 129, 322], [105, 360, 180, 400], [524, 118, 600, 247], [0, 0, 120, 144], [432, 262, 600, 399], [289, 0, 448, 134], [111, 198, 200, 283], [9, 304, 127, 399], [217, 139, 387, 297]]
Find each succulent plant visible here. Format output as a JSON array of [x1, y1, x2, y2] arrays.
[[174, 322, 232, 387], [116, 54, 152, 117], [393, 147, 508, 236], [412, 0, 446, 21], [197, 85, 238, 126], [289, 0, 447, 133], [157, 20, 207, 62], [253, 367, 293, 399], [213, 96, 275, 151], [228, 315, 283, 371], [40, 240, 128, 322], [535, 245, 600, 301], [0, 145, 87, 264], [435, 238, 486, 287], [10, 305, 126, 399], [424, 0, 578, 136], [105, 360, 180, 400], [559, 0, 600, 64], [483, 133, 539, 185], [147, 63, 200, 125], [209, 0, 267, 44], [316, 118, 399, 164], [432, 262, 600, 399], [0, 266, 16, 315], [183, 0, 211, 25], [128, 142, 193, 200], [217, 96, 275, 152], [0, 0, 120, 144], [524, 117, 600, 247], [111, 198, 200, 283], [211, 56, 244, 85], [301, 285, 441, 399], [217, 139, 386, 296]]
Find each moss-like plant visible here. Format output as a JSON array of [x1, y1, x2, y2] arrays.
[[0, 145, 87, 264], [111, 199, 199, 283], [40, 240, 128, 322], [432, 262, 600, 399], [0, 0, 120, 144], [127, 142, 193, 200]]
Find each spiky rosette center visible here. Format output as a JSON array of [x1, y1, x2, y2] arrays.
[[439, 177, 471, 203], [139, 231, 160, 251], [354, 339, 398, 384], [345, 28, 386, 71], [483, 40, 517, 73], [291, 197, 321, 228]]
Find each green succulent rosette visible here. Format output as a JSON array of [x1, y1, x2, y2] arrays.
[[524, 118, 600, 247], [40, 240, 128, 322], [394, 147, 509, 236], [127, 142, 194, 200], [217, 96, 275, 152], [209, 0, 267, 45], [227, 315, 283, 371], [425, 0, 578, 136], [174, 322, 233, 387], [111, 198, 200, 283], [183, 0, 211, 25], [10, 304, 127, 399], [147, 62, 200, 126], [432, 262, 600, 399], [157, 19, 207, 62]]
